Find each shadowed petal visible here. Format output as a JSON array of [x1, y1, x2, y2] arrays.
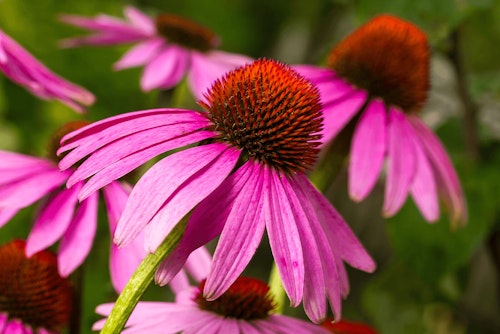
[[321, 90, 367, 145], [409, 134, 440, 222], [58, 191, 98, 277], [409, 116, 467, 223], [155, 161, 254, 286], [26, 183, 82, 257], [0, 207, 19, 228], [349, 98, 387, 201], [203, 164, 266, 300], [124, 6, 155, 34], [144, 146, 240, 252], [184, 246, 212, 283], [113, 38, 164, 70], [267, 169, 304, 307], [141, 45, 190, 91], [383, 107, 416, 217], [115, 143, 236, 248]]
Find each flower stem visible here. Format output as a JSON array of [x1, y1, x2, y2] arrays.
[[100, 218, 187, 334], [268, 261, 286, 314]]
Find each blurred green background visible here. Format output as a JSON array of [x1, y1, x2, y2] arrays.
[[0, 0, 499, 333]]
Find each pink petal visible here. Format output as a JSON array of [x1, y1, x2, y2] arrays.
[[0, 207, 19, 228], [155, 161, 254, 286], [115, 143, 238, 248], [113, 38, 164, 70], [184, 246, 212, 283], [204, 164, 267, 300], [281, 175, 328, 322], [25, 183, 81, 257], [321, 90, 367, 145], [3, 319, 25, 334], [140, 45, 190, 91], [383, 108, 416, 217], [349, 98, 387, 201], [188, 51, 253, 101], [409, 136, 440, 222], [266, 169, 304, 307], [123, 6, 156, 35], [144, 145, 240, 252], [58, 191, 98, 277], [409, 116, 467, 223], [76, 127, 214, 200], [0, 150, 54, 168], [103, 181, 146, 293]]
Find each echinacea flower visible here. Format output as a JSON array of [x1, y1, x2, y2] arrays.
[[0, 122, 141, 285], [59, 6, 252, 100], [94, 275, 329, 334], [294, 14, 467, 224], [0, 29, 94, 112], [58, 58, 375, 322], [321, 318, 378, 334], [0, 239, 72, 334]]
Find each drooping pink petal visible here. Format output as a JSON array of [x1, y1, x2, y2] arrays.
[[0, 150, 55, 168], [188, 51, 253, 101], [113, 38, 164, 70], [155, 161, 255, 286], [203, 163, 266, 300], [115, 143, 239, 248], [3, 319, 25, 333], [184, 246, 212, 283], [0, 207, 19, 228], [169, 270, 191, 296], [0, 312, 6, 331], [268, 315, 330, 333], [349, 98, 387, 201], [409, 116, 467, 223], [409, 133, 440, 222], [383, 107, 417, 217], [321, 90, 367, 145], [280, 174, 327, 323], [103, 181, 146, 293], [140, 45, 190, 91], [144, 145, 240, 252], [58, 191, 98, 277], [25, 183, 81, 257], [266, 169, 304, 307], [123, 6, 156, 35]]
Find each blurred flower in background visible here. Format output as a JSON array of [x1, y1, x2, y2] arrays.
[[0, 29, 95, 113], [295, 15, 467, 224], [0, 239, 73, 333], [59, 6, 252, 100]]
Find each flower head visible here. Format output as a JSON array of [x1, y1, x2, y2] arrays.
[[0, 122, 141, 285], [59, 6, 252, 99], [94, 274, 328, 334], [0, 30, 94, 113], [0, 240, 72, 333], [59, 58, 375, 322], [294, 14, 467, 224]]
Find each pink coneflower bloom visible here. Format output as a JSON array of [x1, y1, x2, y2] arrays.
[[294, 14, 467, 224], [321, 318, 378, 334], [94, 275, 329, 334], [58, 59, 375, 322], [59, 6, 252, 100], [0, 122, 142, 285], [0, 29, 94, 113], [0, 239, 73, 333]]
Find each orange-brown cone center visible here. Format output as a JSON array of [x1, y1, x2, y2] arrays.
[[327, 14, 430, 112], [195, 277, 275, 320], [155, 14, 220, 52], [200, 58, 323, 174], [0, 240, 72, 331]]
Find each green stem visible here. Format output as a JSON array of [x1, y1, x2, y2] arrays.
[[268, 261, 286, 314], [100, 218, 187, 334]]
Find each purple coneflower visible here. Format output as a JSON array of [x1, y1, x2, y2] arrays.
[[294, 14, 467, 224], [94, 275, 329, 334], [0, 240, 72, 333], [58, 59, 375, 322], [59, 6, 252, 100], [321, 318, 378, 334], [0, 29, 94, 112], [0, 122, 142, 286]]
